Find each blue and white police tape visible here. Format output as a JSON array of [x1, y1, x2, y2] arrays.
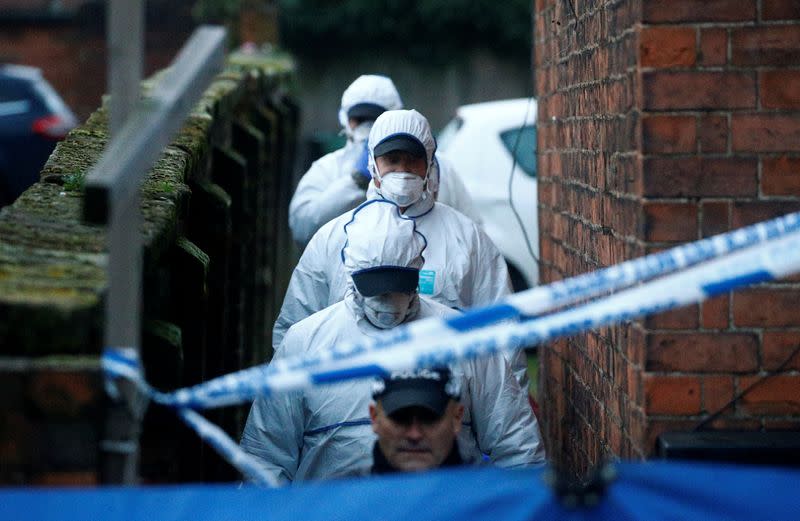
[[102, 348, 280, 485], [113, 227, 800, 412], [399, 208, 800, 360], [505, 209, 800, 316], [103, 211, 800, 409], [159, 208, 800, 406], [101, 346, 150, 401], [100, 224, 800, 484], [177, 408, 279, 486]]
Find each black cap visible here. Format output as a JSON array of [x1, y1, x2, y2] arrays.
[[347, 102, 386, 121], [373, 133, 427, 159], [373, 368, 459, 417], [351, 266, 419, 297]]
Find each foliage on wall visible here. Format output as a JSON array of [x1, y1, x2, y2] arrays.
[[193, 0, 531, 60]]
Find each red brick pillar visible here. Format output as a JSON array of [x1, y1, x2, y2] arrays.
[[535, 0, 800, 477]]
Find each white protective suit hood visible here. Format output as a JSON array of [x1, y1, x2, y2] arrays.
[[242, 296, 546, 483], [338, 75, 403, 134], [367, 110, 439, 213], [341, 199, 427, 333]]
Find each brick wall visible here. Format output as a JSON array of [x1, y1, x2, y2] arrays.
[[0, 51, 298, 485], [536, 0, 800, 477], [0, 1, 194, 121]]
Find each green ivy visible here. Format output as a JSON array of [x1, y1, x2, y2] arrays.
[[62, 171, 86, 193], [191, 0, 531, 60]]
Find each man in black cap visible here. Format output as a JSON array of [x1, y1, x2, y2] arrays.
[[370, 368, 465, 473]]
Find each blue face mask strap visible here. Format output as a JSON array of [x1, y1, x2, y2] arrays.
[[414, 224, 428, 266], [340, 199, 406, 264], [430, 135, 438, 178]]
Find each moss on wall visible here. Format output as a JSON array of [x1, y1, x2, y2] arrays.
[[0, 51, 294, 357]]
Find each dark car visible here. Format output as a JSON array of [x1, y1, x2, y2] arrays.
[[0, 64, 77, 206]]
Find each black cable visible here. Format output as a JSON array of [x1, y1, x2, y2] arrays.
[[693, 342, 800, 432], [509, 2, 576, 268], [508, 3, 578, 269], [507, 96, 540, 266]]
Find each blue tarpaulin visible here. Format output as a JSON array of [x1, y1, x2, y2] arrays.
[[1, 460, 798, 521]]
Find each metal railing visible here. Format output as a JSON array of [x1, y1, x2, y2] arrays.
[[82, 3, 226, 483]]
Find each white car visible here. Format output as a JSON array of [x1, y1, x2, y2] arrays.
[[437, 98, 538, 291]]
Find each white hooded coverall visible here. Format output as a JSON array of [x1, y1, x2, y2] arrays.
[[275, 109, 528, 386], [241, 200, 545, 483], [288, 75, 480, 248]]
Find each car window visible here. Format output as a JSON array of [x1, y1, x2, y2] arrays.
[[500, 125, 536, 178], [0, 99, 31, 117], [436, 116, 463, 152], [0, 78, 34, 116], [31, 78, 74, 118], [0, 78, 32, 103]]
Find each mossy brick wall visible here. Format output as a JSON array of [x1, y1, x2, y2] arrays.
[[535, 0, 800, 478], [0, 50, 298, 485]]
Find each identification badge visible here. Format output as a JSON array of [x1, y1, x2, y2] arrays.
[[418, 270, 435, 295]]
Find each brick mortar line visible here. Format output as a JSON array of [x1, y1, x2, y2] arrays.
[[538, 148, 638, 156], [756, 328, 764, 370], [645, 195, 800, 205], [547, 176, 644, 203], [642, 65, 800, 78], [639, 67, 780, 72], [556, 45, 635, 69], [643, 238, 800, 252], [539, 148, 638, 157], [553, 210, 642, 244], [641, 20, 800, 29], [636, 195, 800, 204], [545, 11, 800, 55], [755, 195, 800, 201], [564, 352, 631, 439], [727, 26, 733, 64], [542, 116, 636, 127], [741, 106, 800, 114], [640, 152, 760, 159], [557, 45, 637, 69], [556, 235, 630, 269], [642, 370, 790, 379], [727, 110, 734, 154], [560, 0, 636, 38], [551, 112, 635, 122], [556, 74, 634, 93], [644, 326, 800, 335], [0, 357, 101, 370], [554, 27, 638, 64]]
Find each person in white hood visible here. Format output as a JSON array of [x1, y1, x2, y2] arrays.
[[241, 199, 545, 483], [274, 109, 529, 388], [288, 74, 480, 248]]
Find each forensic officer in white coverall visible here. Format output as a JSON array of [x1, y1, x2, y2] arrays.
[[288, 74, 480, 248], [275, 109, 529, 388], [241, 200, 545, 483]]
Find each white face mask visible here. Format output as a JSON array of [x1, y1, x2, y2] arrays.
[[379, 172, 426, 207], [363, 293, 414, 329], [348, 121, 373, 143]]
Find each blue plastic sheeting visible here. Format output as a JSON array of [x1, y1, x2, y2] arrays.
[[1, 461, 799, 521]]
